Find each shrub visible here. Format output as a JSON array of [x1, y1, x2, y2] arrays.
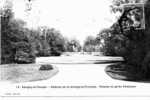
[[39, 64, 53, 71]]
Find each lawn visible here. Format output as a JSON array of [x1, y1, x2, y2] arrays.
[[0, 64, 58, 83]]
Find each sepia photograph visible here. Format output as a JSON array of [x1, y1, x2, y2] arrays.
[[1, 0, 150, 99]]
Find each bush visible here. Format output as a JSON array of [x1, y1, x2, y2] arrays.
[[39, 64, 53, 71]]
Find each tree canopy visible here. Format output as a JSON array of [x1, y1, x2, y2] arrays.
[[1, 1, 71, 64]]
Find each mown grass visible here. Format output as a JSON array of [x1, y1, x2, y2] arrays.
[[0, 64, 58, 83]]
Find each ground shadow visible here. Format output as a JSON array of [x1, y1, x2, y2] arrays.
[[92, 60, 124, 64], [105, 64, 150, 83]]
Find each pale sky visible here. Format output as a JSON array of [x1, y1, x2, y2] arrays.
[[12, 0, 116, 45]]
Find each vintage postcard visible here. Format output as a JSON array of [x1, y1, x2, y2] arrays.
[[1, 0, 150, 99]]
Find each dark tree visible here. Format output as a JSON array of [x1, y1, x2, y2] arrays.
[[1, 5, 35, 64], [105, 1, 150, 80]]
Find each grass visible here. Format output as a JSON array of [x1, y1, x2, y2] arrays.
[[0, 64, 59, 83]]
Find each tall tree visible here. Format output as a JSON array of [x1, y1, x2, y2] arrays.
[[105, 0, 150, 80], [1, 2, 35, 64]]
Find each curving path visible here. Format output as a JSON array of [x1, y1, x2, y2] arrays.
[[1, 53, 150, 97]]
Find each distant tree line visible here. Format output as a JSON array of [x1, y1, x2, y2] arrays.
[[83, 36, 101, 52], [65, 39, 81, 52]]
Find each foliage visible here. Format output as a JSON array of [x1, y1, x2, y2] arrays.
[[103, 0, 150, 79], [83, 36, 100, 52], [99, 0, 147, 57], [39, 64, 53, 71], [66, 39, 81, 52], [97, 23, 129, 56], [1, 2, 68, 64], [45, 28, 66, 55], [25, 26, 67, 57], [96, 29, 113, 55], [1, 8, 35, 64], [110, 0, 144, 13]]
